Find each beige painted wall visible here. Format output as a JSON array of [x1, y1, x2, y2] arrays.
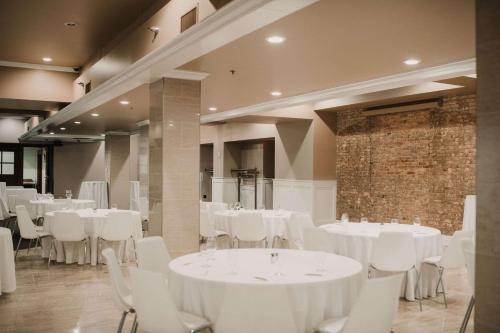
[[313, 111, 337, 179], [129, 133, 140, 181], [105, 135, 131, 209], [53, 142, 105, 198], [0, 118, 25, 143], [0, 67, 76, 102]]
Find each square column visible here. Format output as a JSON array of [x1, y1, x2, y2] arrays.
[[149, 78, 200, 257], [105, 134, 131, 209]]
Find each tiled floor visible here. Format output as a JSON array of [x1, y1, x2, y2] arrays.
[[0, 250, 473, 333]]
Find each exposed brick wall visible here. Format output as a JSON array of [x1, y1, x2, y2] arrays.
[[336, 94, 475, 234]]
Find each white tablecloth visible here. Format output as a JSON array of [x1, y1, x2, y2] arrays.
[[214, 209, 293, 247], [78, 181, 108, 209], [6, 188, 37, 212], [169, 249, 362, 333], [42, 209, 142, 265], [0, 227, 16, 295], [30, 199, 96, 217], [320, 222, 442, 300], [462, 195, 476, 231]]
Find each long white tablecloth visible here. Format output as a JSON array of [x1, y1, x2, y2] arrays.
[[30, 199, 96, 217], [6, 188, 38, 212], [214, 209, 293, 247], [42, 209, 142, 265], [169, 249, 362, 333], [320, 222, 442, 300], [0, 227, 16, 295]]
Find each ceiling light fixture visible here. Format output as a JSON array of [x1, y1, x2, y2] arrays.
[[403, 58, 421, 66], [74, 121, 81, 124], [49, 132, 55, 135], [60, 127, 66, 130], [42, 57, 52, 63], [208, 107, 217, 111], [91, 113, 99, 117], [271, 91, 282, 97], [119, 100, 130, 105], [101, 134, 106, 137], [266, 35, 286, 44]]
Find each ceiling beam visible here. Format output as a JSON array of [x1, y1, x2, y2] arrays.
[[0, 60, 79, 73]]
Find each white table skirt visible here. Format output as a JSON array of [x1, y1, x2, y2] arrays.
[[214, 209, 293, 246], [41, 209, 142, 265], [320, 222, 442, 300], [0, 227, 16, 295], [78, 181, 108, 209], [30, 199, 96, 218], [169, 249, 363, 333]]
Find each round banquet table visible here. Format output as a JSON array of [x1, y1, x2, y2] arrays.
[[169, 249, 363, 333], [0, 227, 16, 295], [30, 199, 96, 218], [214, 209, 293, 247], [319, 222, 442, 300], [42, 209, 142, 265]]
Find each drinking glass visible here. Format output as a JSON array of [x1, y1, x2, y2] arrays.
[[65, 189, 72, 200], [314, 252, 327, 273], [273, 253, 285, 277], [204, 236, 217, 261], [111, 204, 118, 210], [341, 213, 349, 223], [360, 217, 368, 224], [390, 218, 399, 224], [413, 216, 421, 227]]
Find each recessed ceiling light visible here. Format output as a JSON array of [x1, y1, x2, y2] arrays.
[[266, 35, 286, 44], [74, 121, 81, 124], [101, 133, 106, 137], [42, 57, 52, 63], [149, 26, 161, 32], [119, 100, 130, 105], [60, 127, 66, 131], [64, 21, 78, 27], [271, 91, 282, 97], [49, 132, 55, 135], [208, 107, 217, 111], [403, 58, 421, 66], [91, 113, 99, 117]]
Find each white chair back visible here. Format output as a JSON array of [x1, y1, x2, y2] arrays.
[[233, 211, 266, 242], [129, 267, 188, 333], [216, 284, 298, 333], [135, 236, 171, 277], [440, 230, 474, 269], [100, 211, 133, 241], [51, 211, 86, 241], [200, 209, 215, 238], [461, 238, 475, 293], [15, 205, 38, 239], [0, 182, 8, 219], [16, 197, 36, 220], [303, 227, 333, 252], [101, 248, 132, 312], [287, 213, 314, 249], [342, 275, 403, 333], [371, 232, 416, 272]]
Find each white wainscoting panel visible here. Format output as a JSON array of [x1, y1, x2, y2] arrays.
[[211, 177, 238, 204], [273, 179, 336, 225]]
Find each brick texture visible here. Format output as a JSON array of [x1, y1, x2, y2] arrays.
[[336, 94, 475, 235]]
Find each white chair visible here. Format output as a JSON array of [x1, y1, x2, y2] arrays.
[[200, 209, 230, 245], [315, 274, 403, 333], [129, 267, 212, 333], [101, 248, 137, 333], [233, 211, 267, 248], [303, 227, 333, 252], [135, 236, 171, 278], [369, 232, 422, 310], [216, 284, 298, 333], [48, 211, 89, 268], [98, 211, 134, 263], [286, 213, 314, 249], [459, 238, 475, 333], [14, 205, 52, 260], [422, 230, 473, 308]]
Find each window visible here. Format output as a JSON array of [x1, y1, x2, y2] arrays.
[[0, 151, 15, 175]]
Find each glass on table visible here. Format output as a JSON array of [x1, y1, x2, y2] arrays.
[[314, 252, 327, 273], [390, 218, 399, 224], [340, 213, 349, 223], [65, 189, 72, 200], [360, 217, 368, 224], [413, 216, 421, 226], [111, 204, 118, 210]]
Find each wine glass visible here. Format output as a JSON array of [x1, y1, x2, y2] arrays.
[[341, 213, 349, 223], [360, 217, 368, 224], [202, 236, 217, 266], [65, 189, 72, 200], [111, 204, 118, 210], [390, 218, 399, 224], [314, 252, 327, 273], [413, 216, 421, 227]]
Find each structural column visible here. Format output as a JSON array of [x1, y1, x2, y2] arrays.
[[148, 77, 200, 257], [476, 1, 500, 331], [105, 134, 131, 209]]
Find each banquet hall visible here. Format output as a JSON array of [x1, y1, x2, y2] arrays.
[[0, 0, 498, 332]]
